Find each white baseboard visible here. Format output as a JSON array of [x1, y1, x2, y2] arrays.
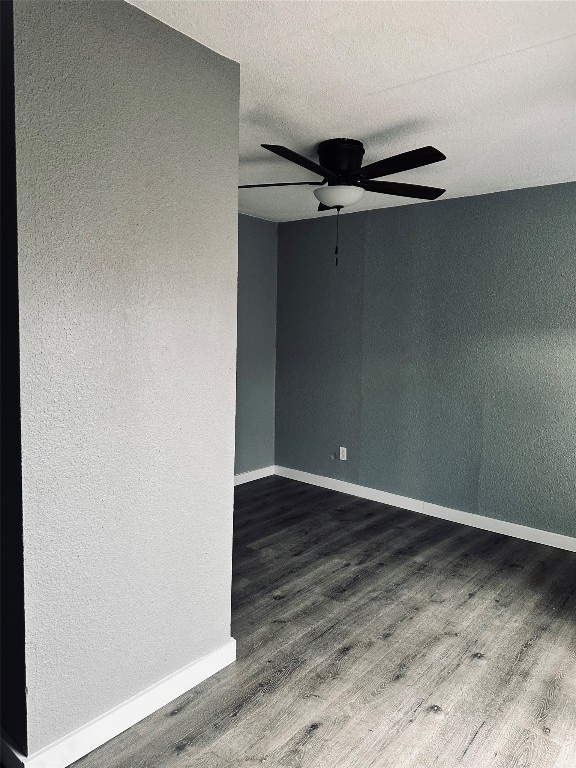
[[234, 465, 275, 485], [275, 466, 576, 553], [275, 466, 423, 514], [1, 639, 236, 768]]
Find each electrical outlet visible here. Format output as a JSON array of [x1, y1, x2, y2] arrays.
[[339, 446, 347, 461]]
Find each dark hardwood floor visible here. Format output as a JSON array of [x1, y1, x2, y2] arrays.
[[76, 476, 576, 767]]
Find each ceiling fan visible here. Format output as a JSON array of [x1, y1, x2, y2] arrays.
[[239, 138, 446, 211]]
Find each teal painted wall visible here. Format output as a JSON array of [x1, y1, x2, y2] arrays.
[[235, 215, 278, 473], [276, 182, 576, 537]]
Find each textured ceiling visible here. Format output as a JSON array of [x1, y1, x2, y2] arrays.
[[129, 1, 576, 221]]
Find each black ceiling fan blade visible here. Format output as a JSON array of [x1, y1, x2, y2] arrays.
[[317, 203, 335, 211], [261, 144, 338, 181], [354, 146, 446, 180], [239, 181, 319, 189], [360, 179, 445, 200]]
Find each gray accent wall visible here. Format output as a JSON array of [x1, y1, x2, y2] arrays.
[[276, 182, 576, 537], [276, 213, 365, 481], [235, 215, 277, 474], [14, 0, 239, 753]]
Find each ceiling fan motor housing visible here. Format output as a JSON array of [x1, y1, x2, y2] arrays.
[[317, 138, 365, 180]]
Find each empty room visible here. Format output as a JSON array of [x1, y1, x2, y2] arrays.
[[2, 1, 576, 767]]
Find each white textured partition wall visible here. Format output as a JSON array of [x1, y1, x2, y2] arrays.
[[13, 0, 239, 754]]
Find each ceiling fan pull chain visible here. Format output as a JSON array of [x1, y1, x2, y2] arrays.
[[335, 206, 342, 267]]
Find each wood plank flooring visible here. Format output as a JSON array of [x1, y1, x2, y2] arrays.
[[75, 476, 576, 768]]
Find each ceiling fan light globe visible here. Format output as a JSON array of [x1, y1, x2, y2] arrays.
[[314, 185, 364, 208]]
